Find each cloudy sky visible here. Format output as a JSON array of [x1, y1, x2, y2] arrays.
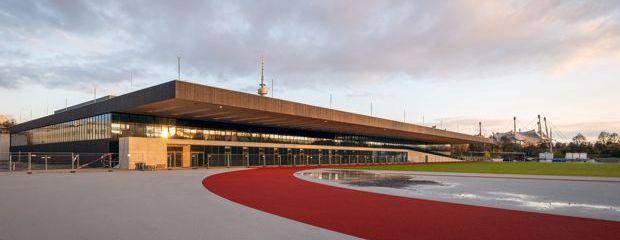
[[1, 0, 619, 141]]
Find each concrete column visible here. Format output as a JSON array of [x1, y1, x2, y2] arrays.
[[119, 137, 167, 169], [182, 145, 191, 168]]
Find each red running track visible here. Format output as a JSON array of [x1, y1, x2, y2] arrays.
[[203, 167, 620, 240]]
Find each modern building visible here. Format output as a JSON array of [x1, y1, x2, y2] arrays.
[[9, 80, 492, 169]]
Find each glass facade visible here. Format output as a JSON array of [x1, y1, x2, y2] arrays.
[[11, 114, 112, 146], [11, 113, 421, 151], [109, 113, 420, 149]]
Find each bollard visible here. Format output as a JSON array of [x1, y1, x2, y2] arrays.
[[70, 153, 76, 173], [108, 154, 113, 172], [27, 153, 32, 174]]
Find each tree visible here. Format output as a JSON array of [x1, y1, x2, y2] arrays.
[[0, 114, 16, 133], [572, 133, 587, 146], [598, 131, 610, 144], [451, 144, 469, 156], [499, 136, 522, 152], [609, 133, 619, 144], [469, 143, 486, 152]]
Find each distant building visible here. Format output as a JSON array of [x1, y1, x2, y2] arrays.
[[566, 153, 588, 160], [539, 152, 553, 160], [492, 130, 546, 146]]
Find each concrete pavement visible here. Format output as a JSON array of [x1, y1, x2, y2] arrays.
[[0, 169, 357, 240]]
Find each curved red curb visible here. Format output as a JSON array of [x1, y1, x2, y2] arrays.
[[203, 167, 620, 240]]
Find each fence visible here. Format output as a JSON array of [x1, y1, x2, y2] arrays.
[[197, 154, 408, 168], [1, 152, 412, 172], [0, 152, 118, 173]]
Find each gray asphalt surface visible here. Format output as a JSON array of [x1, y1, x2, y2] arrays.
[[298, 169, 620, 221], [0, 169, 357, 240]]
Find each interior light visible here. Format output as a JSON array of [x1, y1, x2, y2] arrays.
[[169, 127, 176, 136], [161, 127, 169, 138]]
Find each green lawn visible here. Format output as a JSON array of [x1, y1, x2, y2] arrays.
[[344, 162, 620, 177]]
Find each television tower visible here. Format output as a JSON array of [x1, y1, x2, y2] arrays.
[[257, 56, 268, 96]]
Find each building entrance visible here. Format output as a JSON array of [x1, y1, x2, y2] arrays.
[[191, 152, 206, 168], [167, 151, 183, 168]]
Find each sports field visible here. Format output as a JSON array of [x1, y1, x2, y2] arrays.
[[346, 162, 620, 177]]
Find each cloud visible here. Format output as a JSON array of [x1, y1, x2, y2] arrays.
[[0, 0, 619, 91], [549, 121, 620, 141], [436, 117, 620, 142]]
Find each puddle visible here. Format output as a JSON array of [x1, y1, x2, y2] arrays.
[[301, 170, 442, 189], [458, 192, 620, 212]]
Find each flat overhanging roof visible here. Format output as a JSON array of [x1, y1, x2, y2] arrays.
[[12, 80, 493, 145]]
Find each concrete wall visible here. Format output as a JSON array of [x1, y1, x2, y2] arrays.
[[407, 150, 460, 163], [0, 134, 9, 160], [119, 137, 167, 170]]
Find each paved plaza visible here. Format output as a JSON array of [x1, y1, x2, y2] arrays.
[[0, 169, 357, 240]]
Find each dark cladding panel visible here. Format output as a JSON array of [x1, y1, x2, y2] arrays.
[[10, 81, 177, 133], [10, 140, 113, 153]]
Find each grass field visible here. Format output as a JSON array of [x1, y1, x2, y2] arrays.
[[345, 162, 620, 177]]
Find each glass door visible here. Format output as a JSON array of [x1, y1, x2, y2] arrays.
[[167, 151, 183, 168], [191, 152, 205, 168]]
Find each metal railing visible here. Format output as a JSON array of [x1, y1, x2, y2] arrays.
[[0, 152, 119, 173], [199, 154, 408, 168], [1, 152, 411, 172]]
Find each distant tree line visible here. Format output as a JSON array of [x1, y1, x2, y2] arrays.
[[0, 115, 16, 133], [472, 131, 620, 158]]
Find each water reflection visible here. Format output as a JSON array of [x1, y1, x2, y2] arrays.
[[457, 192, 620, 212], [301, 170, 442, 189]]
